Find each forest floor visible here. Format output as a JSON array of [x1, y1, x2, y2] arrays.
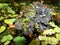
[[0, 1, 60, 45]]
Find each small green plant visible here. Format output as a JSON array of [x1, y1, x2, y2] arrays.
[[14, 36, 26, 45], [1, 35, 13, 45]]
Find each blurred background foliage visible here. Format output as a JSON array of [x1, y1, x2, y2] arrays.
[[0, 0, 60, 13], [0, 0, 60, 4], [0, 0, 60, 8]]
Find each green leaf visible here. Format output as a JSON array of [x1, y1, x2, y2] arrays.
[[4, 19, 16, 24], [40, 37, 58, 45], [14, 36, 26, 41], [7, 7, 15, 14], [1, 35, 13, 43], [38, 36, 49, 44], [12, 14, 18, 17], [49, 21, 57, 27], [8, 14, 17, 18], [7, 35, 13, 41], [0, 3, 15, 14], [23, 18, 30, 23], [29, 39, 40, 45], [0, 16, 4, 21], [38, 36, 49, 45], [0, 25, 6, 33], [14, 36, 26, 45], [0, 3, 8, 8], [1, 36, 7, 42], [1, 9, 5, 13], [54, 27, 60, 33], [48, 37, 58, 44], [43, 29, 55, 35], [41, 41, 48, 45], [56, 34, 60, 41], [4, 41, 10, 45]]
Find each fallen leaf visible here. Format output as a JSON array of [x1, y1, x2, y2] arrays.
[[0, 25, 6, 33]]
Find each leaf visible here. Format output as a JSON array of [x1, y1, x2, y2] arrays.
[[49, 12, 56, 15], [7, 35, 13, 41], [29, 39, 40, 45], [38, 36, 47, 40], [43, 29, 55, 35], [14, 36, 26, 45], [23, 18, 30, 23], [0, 16, 4, 21], [7, 7, 15, 14], [49, 21, 57, 27], [20, 3, 26, 6], [1, 35, 13, 43], [40, 37, 58, 45], [4, 19, 16, 24], [4, 41, 10, 45], [0, 3, 8, 8], [41, 41, 48, 45], [48, 37, 58, 44], [0, 3, 15, 14], [1, 36, 7, 42], [38, 36, 49, 44], [0, 25, 6, 33], [14, 36, 26, 42], [8, 14, 17, 18], [49, 22, 60, 33], [1, 9, 5, 13], [38, 35, 49, 45], [54, 27, 60, 33], [56, 34, 60, 41]]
